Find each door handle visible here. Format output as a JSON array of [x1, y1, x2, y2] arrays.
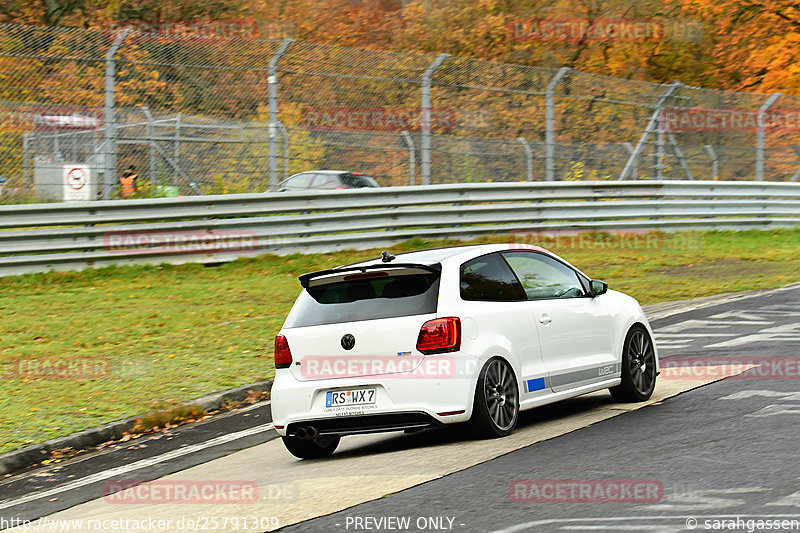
[[539, 314, 552, 324]]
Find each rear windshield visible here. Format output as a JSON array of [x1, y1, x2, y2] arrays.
[[285, 271, 440, 327]]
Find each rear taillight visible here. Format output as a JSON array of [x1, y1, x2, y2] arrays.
[[274, 335, 292, 369], [416, 317, 461, 354]]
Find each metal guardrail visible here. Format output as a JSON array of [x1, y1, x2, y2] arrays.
[[1, 180, 799, 277]]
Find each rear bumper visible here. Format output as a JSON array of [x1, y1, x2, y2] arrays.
[[270, 362, 477, 437]]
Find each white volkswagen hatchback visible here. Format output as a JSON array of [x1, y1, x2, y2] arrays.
[[271, 244, 658, 459]]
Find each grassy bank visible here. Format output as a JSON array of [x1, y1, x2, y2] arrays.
[[1, 228, 799, 454]]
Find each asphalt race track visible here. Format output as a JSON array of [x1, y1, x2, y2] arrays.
[[2, 283, 799, 533]]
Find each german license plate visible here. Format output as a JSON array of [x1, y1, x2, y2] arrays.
[[326, 388, 376, 408]]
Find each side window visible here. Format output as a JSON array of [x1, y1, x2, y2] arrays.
[[502, 252, 586, 300], [312, 174, 341, 189], [284, 173, 316, 189], [460, 253, 526, 302]]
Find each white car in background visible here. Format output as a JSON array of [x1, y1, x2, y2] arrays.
[[276, 171, 380, 192], [271, 244, 658, 459]]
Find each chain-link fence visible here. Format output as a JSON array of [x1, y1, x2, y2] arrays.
[[1, 23, 799, 200]]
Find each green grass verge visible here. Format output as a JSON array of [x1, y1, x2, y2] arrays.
[[1, 228, 799, 454]]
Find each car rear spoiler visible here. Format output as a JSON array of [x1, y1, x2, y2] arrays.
[[298, 263, 441, 289]]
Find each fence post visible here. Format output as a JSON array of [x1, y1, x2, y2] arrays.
[[140, 107, 156, 185], [545, 67, 570, 181], [103, 28, 130, 199], [401, 131, 416, 185], [756, 92, 781, 181], [619, 81, 681, 180], [22, 133, 31, 188], [622, 142, 637, 180], [666, 132, 693, 179], [789, 145, 800, 182], [278, 121, 290, 180], [517, 137, 533, 181], [174, 112, 181, 177], [268, 39, 294, 191], [421, 54, 449, 185], [704, 145, 718, 180], [655, 121, 665, 179]]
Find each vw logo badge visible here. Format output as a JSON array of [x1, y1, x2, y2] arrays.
[[341, 334, 356, 350]]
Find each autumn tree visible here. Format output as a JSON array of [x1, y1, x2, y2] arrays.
[[675, 0, 800, 94]]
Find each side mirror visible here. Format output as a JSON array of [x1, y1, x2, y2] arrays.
[[590, 279, 608, 297]]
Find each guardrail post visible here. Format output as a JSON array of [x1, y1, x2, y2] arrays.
[[401, 131, 416, 185], [268, 39, 294, 191], [421, 54, 449, 186], [517, 137, 533, 181], [756, 92, 781, 181], [546, 67, 570, 181], [618, 81, 682, 180], [103, 28, 130, 199], [704, 145, 719, 180]]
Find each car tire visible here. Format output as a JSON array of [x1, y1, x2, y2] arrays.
[[281, 435, 340, 459], [469, 357, 519, 438], [609, 325, 657, 402]]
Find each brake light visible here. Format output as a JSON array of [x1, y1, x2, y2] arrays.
[[274, 335, 292, 369], [417, 317, 461, 354]]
